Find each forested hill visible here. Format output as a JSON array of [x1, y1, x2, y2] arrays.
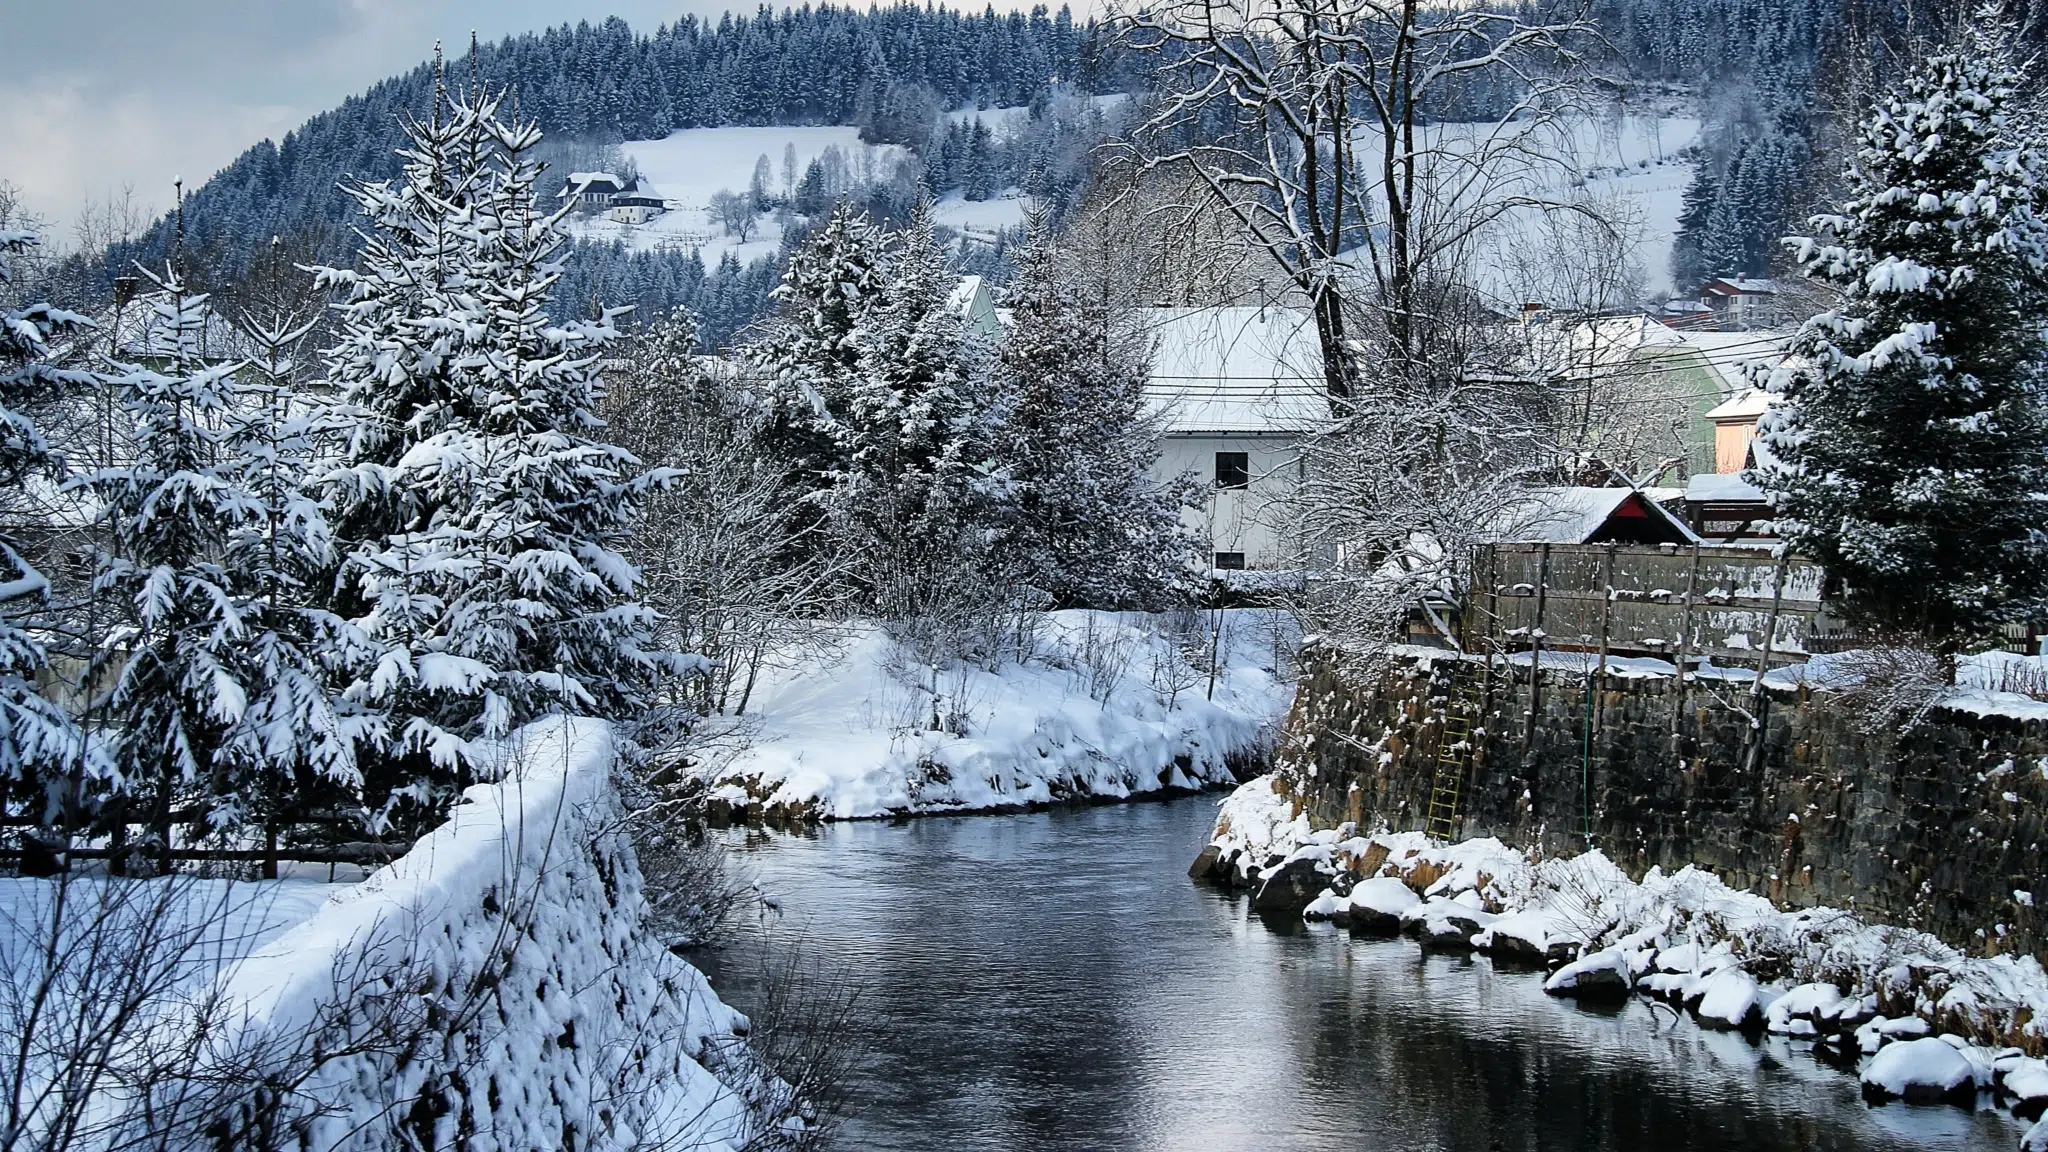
[[107, 3, 1134, 296], [70, 0, 2032, 328]]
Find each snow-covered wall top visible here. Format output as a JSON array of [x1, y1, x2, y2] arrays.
[[217, 716, 788, 1152]]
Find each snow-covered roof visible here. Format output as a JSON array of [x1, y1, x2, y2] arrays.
[[945, 275, 986, 316], [561, 171, 627, 198], [1140, 306, 1328, 435], [1705, 277, 1779, 295], [1686, 472, 1767, 503], [1705, 388, 1771, 422], [1489, 486, 1700, 545]]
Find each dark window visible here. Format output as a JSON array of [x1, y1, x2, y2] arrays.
[[1215, 451, 1250, 489], [1214, 551, 1246, 571]]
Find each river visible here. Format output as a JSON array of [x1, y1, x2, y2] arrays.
[[702, 797, 2025, 1151]]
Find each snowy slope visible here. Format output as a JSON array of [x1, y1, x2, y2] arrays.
[[690, 609, 1298, 821], [0, 719, 792, 1150], [216, 716, 786, 1150], [564, 126, 909, 264], [1340, 113, 1701, 298]]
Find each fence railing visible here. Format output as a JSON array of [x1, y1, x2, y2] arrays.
[[1467, 542, 1827, 668]]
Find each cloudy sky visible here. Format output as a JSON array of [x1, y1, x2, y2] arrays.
[[0, 1, 747, 240]]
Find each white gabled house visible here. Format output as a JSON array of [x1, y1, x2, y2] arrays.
[[1139, 306, 1327, 572]]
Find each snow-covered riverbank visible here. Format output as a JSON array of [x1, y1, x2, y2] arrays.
[[0, 718, 800, 1151], [1195, 774, 2048, 1147], [687, 609, 1298, 822]]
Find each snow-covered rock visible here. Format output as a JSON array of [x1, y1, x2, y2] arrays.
[[2024, 1115, 2048, 1152], [1860, 1037, 1978, 1104], [1475, 908, 1554, 965], [1404, 897, 1493, 950], [2004, 1058, 2048, 1118], [1544, 949, 1632, 1001], [1694, 968, 1766, 1031], [1346, 876, 1421, 936], [1765, 982, 1844, 1034]]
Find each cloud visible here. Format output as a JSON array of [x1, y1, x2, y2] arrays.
[[0, 1, 720, 237]]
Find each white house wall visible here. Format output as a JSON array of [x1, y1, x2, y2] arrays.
[[1154, 433, 1300, 569]]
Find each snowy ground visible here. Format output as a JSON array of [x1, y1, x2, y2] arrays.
[[0, 718, 788, 1150], [1339, 112, 1701, 298], [929, 188, 1031, 239], [563, 126, 909, 264], [1206, 780, 2048, 1139], [688, 609, 1299, 821]]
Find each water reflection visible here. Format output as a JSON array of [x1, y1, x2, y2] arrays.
[[700, 800, 2021, 1152]]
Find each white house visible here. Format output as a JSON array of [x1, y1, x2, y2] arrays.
[[606, 185, 668, 224], [1139, 306, 1326, 571]]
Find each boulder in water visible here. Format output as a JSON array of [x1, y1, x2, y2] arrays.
[[1859, 1037, 1976, 1105], [1544, 949, 1632, 1002]]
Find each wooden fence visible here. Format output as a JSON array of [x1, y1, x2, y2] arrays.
[[1467, 543, 1827, 668]]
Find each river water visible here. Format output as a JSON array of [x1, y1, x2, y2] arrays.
[[704, 798, 2024, 1152]]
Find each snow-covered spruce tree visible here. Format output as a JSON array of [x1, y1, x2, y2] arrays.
[[315, 90, 667, 810], [989, 228, 1197, 608], [1752, 17, 2048, 654], [748, 203, 890, 505], [0, 229, 100, 822], [841, 196, 997, 622], [83, 269, 260, 861], [211, 303, 373, 832]]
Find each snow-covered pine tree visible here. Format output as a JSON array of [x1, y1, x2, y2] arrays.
[[317, 88, 667, 803], [841, 195, 994, 619], [748, 203, 890, 504], [212, 298, 373, 834], [0, 229, 100, 822], [311, 75, 502, 811], [84, 268, 258, 862], [990, 226, 1197, 608], [1753, 15, 2048, 653]]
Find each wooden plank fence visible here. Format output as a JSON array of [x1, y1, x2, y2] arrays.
[[1471, 542, 1827, 668]]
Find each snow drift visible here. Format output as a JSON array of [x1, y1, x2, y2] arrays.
[[210, 716, 794, 1151], [690, 610, 1297, 821]]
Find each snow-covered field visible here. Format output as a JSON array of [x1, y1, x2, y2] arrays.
[[1342, 112, 1701, 298], [929, 188, 1031, 238], [1204, 778, 2048, 1140], [564, 126, 909, 264], [689, 609, 1298, 821]]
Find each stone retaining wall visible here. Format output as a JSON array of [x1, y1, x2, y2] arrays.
[[1281, 646, 2048, 962]]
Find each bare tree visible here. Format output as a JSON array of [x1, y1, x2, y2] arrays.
[[708, 191, 760, 243], [1118, 0, 1601, 400], [608, 311, 845, 723], [1288, 377, 1549, 665]]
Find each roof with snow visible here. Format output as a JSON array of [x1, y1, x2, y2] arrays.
[[1703, 277, 1779, 296], [1488, 487, 1700, 545], [560, 171, 628, 199], [1705, 388, 1771, 422], [1140, 306, 1328, 435], [1686, 472, 1767, 504]]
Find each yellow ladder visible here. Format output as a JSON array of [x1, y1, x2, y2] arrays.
[[1425, 661, 1481, 843]]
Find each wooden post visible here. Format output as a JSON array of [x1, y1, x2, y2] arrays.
[[1523, 544, 1551, 814], [1672, 544, 1700, 749], [1743, 551, 1791, 773]]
